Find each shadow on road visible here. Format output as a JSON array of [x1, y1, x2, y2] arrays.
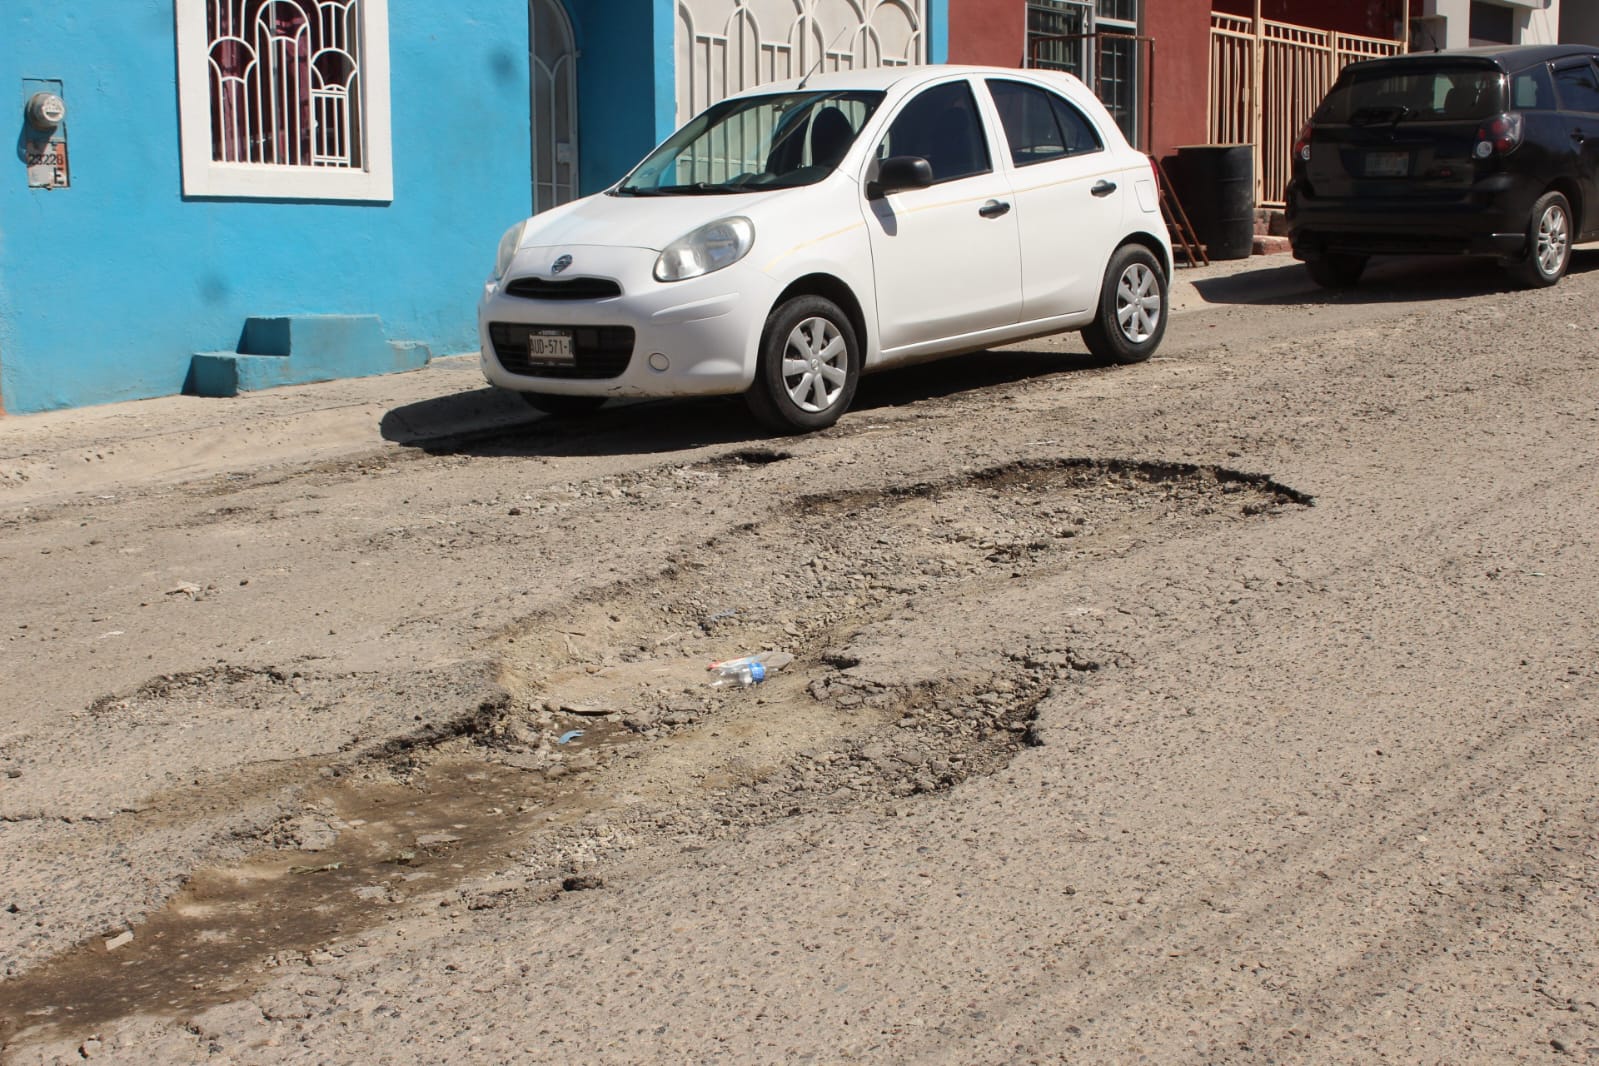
[[380, 348, 1114, 458], [1193, 248, 1599, 307]]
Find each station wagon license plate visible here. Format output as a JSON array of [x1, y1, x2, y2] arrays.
[[1365, 151, 1410, 178], [527, 329, 575, 365]]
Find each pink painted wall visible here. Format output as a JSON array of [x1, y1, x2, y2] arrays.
[[1144, 0, 1212, 157], [1211, 0, 1413, 40], [948, 0, 1025, 66]]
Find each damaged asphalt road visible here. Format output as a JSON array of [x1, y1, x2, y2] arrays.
[[1, 255, 1596, 1062]]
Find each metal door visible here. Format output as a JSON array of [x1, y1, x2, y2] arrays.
[[531, 0, 578, 213]]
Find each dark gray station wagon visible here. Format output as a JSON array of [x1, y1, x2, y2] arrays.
[[1287, 45, 1599, 289]]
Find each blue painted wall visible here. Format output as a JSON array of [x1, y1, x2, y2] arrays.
[[0, 0, 533, 413], [569, 0, 678, 193], [0, 0, 947, 414]]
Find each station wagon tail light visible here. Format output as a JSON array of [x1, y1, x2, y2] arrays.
[[655, 217, 756, 282], [1474, 113, 1523, 158], [1293, 122, 1313, 163]]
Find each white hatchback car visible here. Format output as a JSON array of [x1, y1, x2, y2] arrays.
[[480, 65, 1172, 432]]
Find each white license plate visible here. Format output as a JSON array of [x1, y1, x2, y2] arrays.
[[527, 329, 575, 364], [1365, 151, 1409, 178]]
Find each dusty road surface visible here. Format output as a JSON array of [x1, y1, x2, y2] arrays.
[[1, 254, 1595, 1063]]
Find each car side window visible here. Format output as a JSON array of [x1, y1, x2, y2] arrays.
[[986, 80, 1105, 167], [876, 81, 992, 183], [1050, 95, 1104, 155], [1553, 60, 1599, 114], [1511, 64, 1557, 111]]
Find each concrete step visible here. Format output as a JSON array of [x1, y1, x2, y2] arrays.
[[189, 315, 431, 398]]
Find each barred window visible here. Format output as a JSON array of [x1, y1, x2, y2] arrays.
[[177, 0, 393, 200]]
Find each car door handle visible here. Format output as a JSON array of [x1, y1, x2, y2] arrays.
[[978, 199, 1012, 218], [1091, 180, 1118, 197]]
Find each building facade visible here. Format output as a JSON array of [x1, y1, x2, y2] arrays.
[[1411, 0, 1562, 49], [1564, 3, 1599, 44], [1, 0, 948, 414]]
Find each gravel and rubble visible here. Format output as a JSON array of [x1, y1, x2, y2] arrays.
[[2, 254, 1597, 1062]]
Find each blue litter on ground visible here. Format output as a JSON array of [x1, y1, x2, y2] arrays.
[[557, 730, 584, 745]]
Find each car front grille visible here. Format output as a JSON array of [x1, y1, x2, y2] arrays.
[[504, 276, 623, 300], [488, 322, 635, 380]]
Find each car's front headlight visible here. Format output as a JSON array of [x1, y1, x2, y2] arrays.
[[494, 220, 530, 280], [654, 217, 755, 282]]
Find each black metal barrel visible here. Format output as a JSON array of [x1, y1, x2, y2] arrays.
[[1173, 144, 1255, 261]]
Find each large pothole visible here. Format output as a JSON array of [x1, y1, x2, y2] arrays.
[[0, 459, 1309, 1047]]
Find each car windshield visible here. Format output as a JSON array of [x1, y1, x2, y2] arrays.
[[614, 90, 885, 196], [1315, 63, 1507, 124]]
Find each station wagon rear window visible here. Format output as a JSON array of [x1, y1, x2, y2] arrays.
[[1315, 64, 1507, 124]]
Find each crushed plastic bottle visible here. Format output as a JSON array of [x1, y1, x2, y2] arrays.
[[707, 650, 794, 687]]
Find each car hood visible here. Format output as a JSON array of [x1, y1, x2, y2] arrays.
[[513, 187, 799, 254], [514, 184, 837, 255]]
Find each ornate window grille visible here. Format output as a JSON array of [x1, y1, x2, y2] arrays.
[[177, 0, 393, 199]]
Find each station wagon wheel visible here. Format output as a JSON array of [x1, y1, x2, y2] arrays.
[[1510, 191, 1572, 289], [1082, 244, 1168, 365], [517, 391, 608, 416], [746, 295, 861, 433]]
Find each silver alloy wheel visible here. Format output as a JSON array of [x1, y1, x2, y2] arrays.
[[1115, 262, 1162, 343], [780, 316, 849, 413], [1535, 202, 1570, 278]]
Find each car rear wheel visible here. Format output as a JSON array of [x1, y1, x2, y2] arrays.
[[1510, 191, 1571, 289], [1305, 252, 1368, 290], [745, 295, 860, 433], [517, 391, 608, 416], [1082, 244, 1167, 365]]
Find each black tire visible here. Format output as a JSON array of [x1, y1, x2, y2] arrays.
[[1082, 244, 1168, 365], [1509, 191, 1572, 289], [517, 391, 607, 416], [744, 295, 860, 433], [1305, 252, 1368, 289]]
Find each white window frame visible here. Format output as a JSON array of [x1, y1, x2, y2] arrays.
[[175, 0, 394, 201]]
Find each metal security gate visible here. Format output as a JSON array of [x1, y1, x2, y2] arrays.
[[675, 0, 926, 123], [531, 0, 578, 213], [1209, 12, 1403, 206]]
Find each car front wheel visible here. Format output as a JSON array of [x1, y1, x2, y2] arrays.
[[1082, 244, 1167, 364], [745, 295, 860, 433], [1510, 191, 1571, 289]]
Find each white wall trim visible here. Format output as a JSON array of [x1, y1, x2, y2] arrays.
[[175, 0, 394, 201]]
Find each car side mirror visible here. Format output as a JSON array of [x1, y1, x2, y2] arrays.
[[867, 155, 934, 199]]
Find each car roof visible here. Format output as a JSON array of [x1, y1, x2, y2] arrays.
[[724, 63, 1088, 100], [1352, 43, 1599, 75]]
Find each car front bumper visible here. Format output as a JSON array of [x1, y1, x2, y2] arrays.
[[478, 245, 778, 398]]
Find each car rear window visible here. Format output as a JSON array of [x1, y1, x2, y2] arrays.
[[1315, 64, 1507, 123]]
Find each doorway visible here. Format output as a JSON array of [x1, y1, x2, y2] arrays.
[[531, 0, 578, 213]]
